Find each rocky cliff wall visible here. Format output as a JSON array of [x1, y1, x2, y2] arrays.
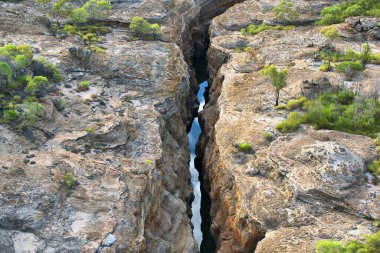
[[200, 0, 380, 252], [0, 0, 203, 252]]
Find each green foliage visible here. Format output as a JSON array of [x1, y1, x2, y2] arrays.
[[284, 97, 309, 110], [76, 80, 91, 92], [15, 102, 45, 129], [317, 0, 380, 25], [368, 160, 380, 176], [34, 58, 61, 83], [0, 62, 12, 83], [63, 172, 75, 188], [130, 16, 162, 40], [319, 62, 330, 72], [14, 55, 28, 69], [277, 90, 380, 137], [2, 109, 20, 122], [35, 0, 73, 28], [260, 65, 288, 106], [238, 143, 252, 153], [241, 23, 294, 36], [63, 24, 109, 45], [262, 132, 274, 142], [84, 127, 95, 133], [83, 0, 111, 21], [319, 43, 379, 75], [320, 26, 340, 40], [25, 76, 50, 97], [0, 44, 61, 130], [276, 111, 304, 133], [316, 230, 380, 253], [273, 0, 300, 22], [70, 7, 89, 24], [90, 45, 105, 54], [335, 61, 365, 79]]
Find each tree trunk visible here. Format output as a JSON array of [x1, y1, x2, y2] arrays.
[[275, 90, 280, 106]]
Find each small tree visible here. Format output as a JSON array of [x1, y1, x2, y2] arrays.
[[320, 26, 340, 71], [82, 0, 111, 22], [273, 0, 299, 23], [35, 0, 73, 28], [130, 16, 161, 40], [70, 7, 89, 24], [260, 65, 288, 106]]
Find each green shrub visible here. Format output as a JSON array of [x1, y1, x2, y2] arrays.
[[335, 61, 364, 79], [34, 58, 61, 83], [0, 43, 18, 58], [319, 62, 330, 72], [260, 65, 288, 106], [84, 127, 95, 133], [70, 7, 89, 24], [0, 62, 12, 82], [53, 97, 66, 111], [25, 76, 50, 96], [2, 109, 20, 122], [238, 143, 252, 153], [130, 16, 161, 40], [90, 45, 105, 54], [285, 97, 308, 110], [64, 24, 109, 45], [76, 80, 91, 92], [63, 24, 78, 34], [277, 90, 380, 137], [368, 160, 380, 176], [320, 26, 340, 39], [241, 23, 294, 36], [275, 104, 287, 110], [0, 44, 32, 61], [316, 230, 380, 253], [83, 0, 111, 21], [262, 132, 274, 142], [15, 102, 45, 129], [273, 0, 299, 22], [317, 0, 380, 25], [23, 96, 38, 103], [63, 172, 75, 188], [276, 111, 303, 133]]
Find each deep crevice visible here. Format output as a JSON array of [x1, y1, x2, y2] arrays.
[[185, 1, 246, 252]]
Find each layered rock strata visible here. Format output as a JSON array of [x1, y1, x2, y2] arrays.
[[200, 0, 380, 252]]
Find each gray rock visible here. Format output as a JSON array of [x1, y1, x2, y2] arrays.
[[102, 234, 117, 247], [369, 27, 380, 40]]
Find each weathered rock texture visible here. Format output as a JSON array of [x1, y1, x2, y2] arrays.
[[200, 0, 380, 252], [0, 0, 217, 252]]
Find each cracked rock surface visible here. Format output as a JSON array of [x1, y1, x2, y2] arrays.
[[200, 0, 380, 252]]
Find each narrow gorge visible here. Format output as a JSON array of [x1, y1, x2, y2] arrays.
[[0, 0, 379, 252]]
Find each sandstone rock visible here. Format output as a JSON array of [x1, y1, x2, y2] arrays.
[[201, 1, 380, 252]]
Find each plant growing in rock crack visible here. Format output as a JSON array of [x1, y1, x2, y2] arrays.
[[273, 0, 299, 23], [63, 172, 76, 189], [129, 16, 162, 40], [238, 143, 252, 153], [76, 80, 91, 92], [262, 132, 274, 142], [84, 127, 95, 133], [260, 65, 288, 106]]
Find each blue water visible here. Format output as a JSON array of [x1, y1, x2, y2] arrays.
[[188, 81, 208, 251]]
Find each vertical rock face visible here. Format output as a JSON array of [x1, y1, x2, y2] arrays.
[[0, 0, 231, 252], [200, 0, 380, 252]]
